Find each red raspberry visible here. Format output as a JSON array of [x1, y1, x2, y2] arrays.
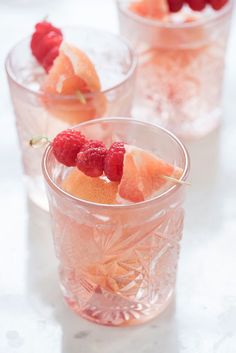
[[33, 32, 62, 63], [187, 0, 206, 10], [81, 140, 106, 151], [104, 142, 125, 182], [52, 130, 87, 167], [208, 0, 228, 10], [41, 46, 60, 73], [168, 0, 184, 12], [35, 21, 62, 36], [30, 21, 63, 72], [76, 140, 107, 177]]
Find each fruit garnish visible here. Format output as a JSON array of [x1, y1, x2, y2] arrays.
[[208, 0, 228, 10], [76, 140, 107, 177], [31, 21, 63, 72], [31, 20, 107, 124], [62, 168, 118, 204], [41, 41, 107, 124], [104, 142, 126, 182], [43, 42, 101, 95], [30, 130, 188, 203], [52, 129, 87, 167], [167, 0, 184, 12], [130, 0, 169, 18], [186, 0, 206, 11], [130, 0, 228, 16], [118, 145, 184, 202]]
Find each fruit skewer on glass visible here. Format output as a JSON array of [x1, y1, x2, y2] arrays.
[[41, 118, 190, 326]]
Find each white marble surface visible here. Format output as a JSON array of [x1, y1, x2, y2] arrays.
[[0, 1, 236, 352]]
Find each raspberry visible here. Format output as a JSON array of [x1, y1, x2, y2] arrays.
[[81, 140, 106, 151], [33, 32, 62, 63], [168, 0, 184, 12], [104, 142, 125, 182], [187, 0, 206, 10], [30, 21, 63, 72], [52, 130, 87, 167], [208, 0, 228, 10], [35, 21, 62, 36], [41, 46, 60, 73], [76, 140, 107, 177]]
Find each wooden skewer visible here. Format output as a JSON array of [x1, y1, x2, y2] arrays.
[[29, 136, 50, 148], [29, 137, 191, 187], [75, 90, 86, 104], [161, 175, 191, 186]]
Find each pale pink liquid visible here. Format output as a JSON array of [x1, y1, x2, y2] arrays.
[[56, 199, 183, 326], [117, 1, 233, 139], [6, 28, 136, 210], [43, 118, 189, 326]]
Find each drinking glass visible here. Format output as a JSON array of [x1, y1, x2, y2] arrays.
[[117, 0, 233, 139], [42, 118, 190, 327], [6, 27, 137, 210]]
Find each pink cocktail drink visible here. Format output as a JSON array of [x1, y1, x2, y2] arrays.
[[117, 0, 233, 139], [6, 27, 137, 210], [42, 118, 190, 326]]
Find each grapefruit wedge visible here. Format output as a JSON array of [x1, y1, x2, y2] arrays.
[[62, 168, 118, 205], [42, 42, 107, 124], [130, 0, 168, 18], [118, 145, 183, 203]]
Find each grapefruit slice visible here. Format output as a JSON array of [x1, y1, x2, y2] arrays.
[[62, 168, 118, 205], [42, 90, 107, 125], [43, 42, 101, 95], [130, 0, 168, 18], [42, 42, 107, 124], [118, 145, 183, 203]]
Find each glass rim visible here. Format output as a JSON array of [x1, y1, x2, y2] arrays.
[[5, 26, 138, 101], [42, 117, 190, 210], [116, 0, 233, 29]]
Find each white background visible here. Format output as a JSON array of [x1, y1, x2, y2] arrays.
[[0, 1, 236, 352]]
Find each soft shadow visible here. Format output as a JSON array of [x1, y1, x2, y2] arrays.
[[55, 295, 180, 353]]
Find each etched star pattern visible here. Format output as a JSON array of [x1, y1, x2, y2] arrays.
[[53, 201, 185, 324]]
